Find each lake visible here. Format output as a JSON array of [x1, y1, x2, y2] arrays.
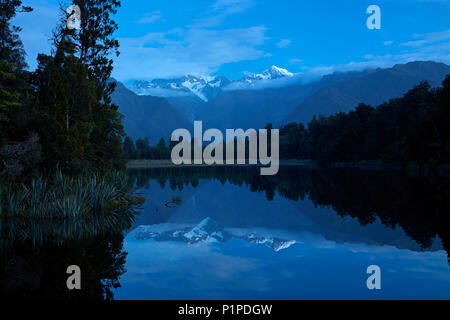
[[113, 166, 450, 300], [0, 166, 449, 300]]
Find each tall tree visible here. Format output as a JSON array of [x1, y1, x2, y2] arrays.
[[0, 1, 35, 180], [0, 0, 32, 68], [0, 0, 32, 144], [33, 43, 97, 171], [123, 136, 136, 159], [32, 0, 125, 172], [70, 0, 124, 169], [0, 60, 20, 146]]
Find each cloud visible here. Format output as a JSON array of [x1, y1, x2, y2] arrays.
[[115, 26, 269, 81], [135, 11, 163, 24], [112, 0, 264, 81], [400, 29, 450, 47], [290, 58, 304, 64], [384, 40, 394, 46], [300, 41, 450, 81], [224, 30, 450, 92], [212, 0, 254, 14], [192, 0, 254, 28], [276, 39, 291, 48]]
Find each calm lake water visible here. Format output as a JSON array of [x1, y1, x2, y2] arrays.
[[113, 166, 450, 300], [1, 166, 449, 300]]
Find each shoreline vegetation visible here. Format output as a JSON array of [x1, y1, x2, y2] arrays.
[[126, 159, 450, 177], [0, 1, 145, 299], [125, 78, 450, 178], [126, 159, 316, 169], [0, 171, 144, 246], [0, 1, 142, 246]]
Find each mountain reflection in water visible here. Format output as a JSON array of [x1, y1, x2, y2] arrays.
[[114, 166, 450, 300], [1, 166, 449, 299]]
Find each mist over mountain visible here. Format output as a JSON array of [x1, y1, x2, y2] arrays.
[[129, 66, 294, 102], [283, 61, 450, 124], [131, 75, 232, 102], [112, 61, 450, 142], [197, 67, 381, 130]]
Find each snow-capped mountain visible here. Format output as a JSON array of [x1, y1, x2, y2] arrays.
[[131, 75, 231, 102], [242, 65, 294, 84], [129, 66, 294, 101], [130, 217, 297, 252]]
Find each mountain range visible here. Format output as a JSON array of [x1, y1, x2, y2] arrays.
[[111, 81, 191, 144], [130, 217, 297, 252], [130, 65, 294, 102], [112, 61, 450, 143], [284, 61, 450, 123], [127, 178, 443, 253]]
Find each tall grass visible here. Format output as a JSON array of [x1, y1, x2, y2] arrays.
[[0, 171, 144, 246]]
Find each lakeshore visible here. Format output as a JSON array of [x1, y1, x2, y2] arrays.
[[126, 159, 318, 169]]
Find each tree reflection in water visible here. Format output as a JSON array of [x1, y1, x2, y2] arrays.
[[130, 166, 450, 263], [1, 166, 448, 300]]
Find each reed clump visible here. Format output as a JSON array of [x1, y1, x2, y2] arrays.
[[0, 171, 144, 246]]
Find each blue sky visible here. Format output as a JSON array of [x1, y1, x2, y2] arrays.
[[15, 0, 450, 82]]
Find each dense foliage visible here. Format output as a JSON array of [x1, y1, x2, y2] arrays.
[[0, 2, 140, 299], [0, 171, 140, 245], [278, 79, 450, 167], [0, 0, 126, 181], [123, 136, 172, 160], [0, 0, 141, 229]]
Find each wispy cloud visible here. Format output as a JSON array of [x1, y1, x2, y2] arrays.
[[194, 0, 254, 28], [114, 0, 265, 80], [224, 29, 450, 91], [115, 26, 268, 80], [290, 58, 304, 64], [135, 11, 163, 24], [276, 39, 291, 49], [212, 0, 254, 14], [400, 29, 450, 47]]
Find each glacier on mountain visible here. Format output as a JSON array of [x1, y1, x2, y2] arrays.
[[130, 217, 298, 252], [129, 66, 295, 101]]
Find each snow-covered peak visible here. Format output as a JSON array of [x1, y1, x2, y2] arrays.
[[130, 75, 231, 102], [243, 65, 294, 83], [267, 65, 294, 77], [240, 66, 294, 85], [184, 218, 225, 243], [130, 218, 297, 251], [245, 233, 297, 252], [129, 66, 295, 99]]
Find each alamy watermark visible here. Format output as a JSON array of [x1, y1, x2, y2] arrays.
[[171, 121, 280, 176], [367, 5, 381, 30], [66, 265, 81, 290], [66, 5, 81, 30], [367, 265, 382, 290]]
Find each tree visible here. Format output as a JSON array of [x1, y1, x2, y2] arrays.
[[0, 60, 20, 146], [276, 76, 450, 167], [68, 1, 124, 169], [33, 44, 97, 172], [135, 138, 150, 160], [0, 1, 34, 180], [31, 0, 125, 172], [0, 0, 32, 68], [157, 138, 168, 159], [0, 1, 32, 146], [123, 136, 136, 159]]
